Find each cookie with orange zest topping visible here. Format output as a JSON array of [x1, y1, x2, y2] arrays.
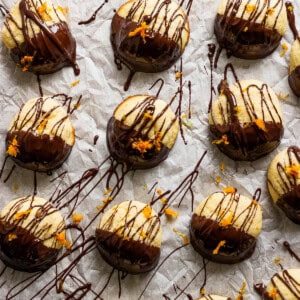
[[267, 146, 300, 224], [0, 196, 66, 272], [95, 200, 162, 274], [190, 190, 262, 264], [111, 0, 190, 89], [107, 94, 179, 169]]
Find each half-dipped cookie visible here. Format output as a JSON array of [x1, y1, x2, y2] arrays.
[[267, 146, 300, 224], [95, 200, 162, 274], [190, 190, 262, 264], [111, 0, 190, 86], [0, 196, 66, 272], [2, 0, 79, 75], [214, 0, 287, 59], [209, 79, 284, 161], [6, 96, 75, 172], [255, 269, 300, 299], [107, 94, 179, 169]]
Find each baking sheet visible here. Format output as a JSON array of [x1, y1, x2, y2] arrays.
[[0, 0, 300, 299]]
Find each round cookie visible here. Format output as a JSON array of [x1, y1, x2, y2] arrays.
[[111, 0, 190, 73], [267, 146, 300, 224], [190, 190, 262, 264], [258, 269, 300, 299], [107, 94, 179, 169], [0, 196, 66, 272], [95, 200, 162, 274], [199, 296, 232, 300], [289, 39, 300, 97], [209, 79, 284, 161], [6, 96, 75, 172], [2, 0, 79, 75], [214, 0, 287, 59]]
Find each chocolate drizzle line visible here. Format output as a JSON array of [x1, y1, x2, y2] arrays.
[[4, 0, 79, 75], [149, 78, 165, 98], [214, 0, 285, 59], [0, 4, 9, 16], [37, 75, 43, 97], [286, 2, 299, 41], [78, 0, 109, 25], [208, 43, 216, 113], [283, 241, 300, 262]]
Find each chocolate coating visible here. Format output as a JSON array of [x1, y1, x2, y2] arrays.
[[3, 0, 79, 75], [111, 14, 181, 73], [190, 214, 256, 264], [107, 117, 170, 170], [214, 14, 282, 59], [95, 229, 160, 274], [6, 130, 72, 172], [289, 66, 300, 97], [0, 221, 59, 272]]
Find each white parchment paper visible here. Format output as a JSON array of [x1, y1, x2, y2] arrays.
[[0, 0, 300, 299]]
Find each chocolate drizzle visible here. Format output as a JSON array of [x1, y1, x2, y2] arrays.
[[78, 0, 109, 25], [3, 0, 79, 75], [209, 64, 283, 161], [268, 146, 300, 224], [284, 241, 300, 262], [111, 0, 191, 90], [214, 0, 285, 59]]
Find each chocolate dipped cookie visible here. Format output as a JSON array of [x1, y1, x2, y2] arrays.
[[107, 94, 179, 169], [95, 200, 162, 274], [190, 190, 262, 264], [0, 196, 66, 272], [2, 0, 79, 75], [6, 96, 75, 172], [214, 0, 287, 59]]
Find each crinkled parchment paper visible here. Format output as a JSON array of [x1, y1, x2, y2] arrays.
[[0, 0, 300, 299]]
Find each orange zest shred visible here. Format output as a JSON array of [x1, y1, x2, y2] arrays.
[[215, 176, 221, 185], [157, 189, 163, 195], [37, 3, 52, 21], [143, 112, 153, 120], [128, 21, 151, 44], [267, 7, 275, 15], [14, 209, 31, 220], [287, 4, 294, 12], [160, 197, 168, 205], [234, 106, 242, 114], [200, 287, 206, 296], [56, 231, 71, 249], [131, 139, 153, 153], [37, 119, 48, 134], [175, 72, 182, 79], [268, 287, 278, 300], [73, 102, 81, 110], [277, 92, 289, 100], [219, 212, 233, 227], [70, 80, 80, 87], [212, 134, 229, 145], [56, 5, 69, 16], [72, 213, 84, 225], [285, 165, 300, 177], [6, 136, 20, 157], [173, 228, 189, 245], [8, 233, 17, 241], [280, 43, 288, 57], [236, 281, 247, 300], [223, 186, 236, 194], [252, 199, 258, 206], [164, 208, 179, 218], [243, 26, 248, 32], [254, 119, 267, 132], [213, 240, 226, 255], [140, 230, 147, 239], [102, 196, 113, 204], [19, 55, 34, 72], [274, 257, 282, 266], [220, 162, 225, 172], [154, 132, 162, 151], [246, 4, 256, 13], [142, 206, 152, 219]]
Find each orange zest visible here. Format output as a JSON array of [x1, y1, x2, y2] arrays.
[[37, 119, 48, 134], [37, 3, 52, 21], [268, 287, 278, 300], [128, 22, 151, 44], [164, 208, 179, 218], [8, 233, 17, 241], [213, 240, 226, 254], [280, 43, 288, 57], [223, 186, 236, 194], [6, 136, 20, 157], [56, 231, 71, 249], [285, 165, 300, 177], [254, 119, 267, 132], [14, 209, 31, 220], [219, 212, 233, 227], [70, 80, 80, 88], [72, 213, 84, 225], [173, 228, 189, 245], [246, 4, 256, 13], [212, 134, 229, 145], [142, 206, 152, 219], [56, 5, 69, 16], [131, 139, 153, 153]]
